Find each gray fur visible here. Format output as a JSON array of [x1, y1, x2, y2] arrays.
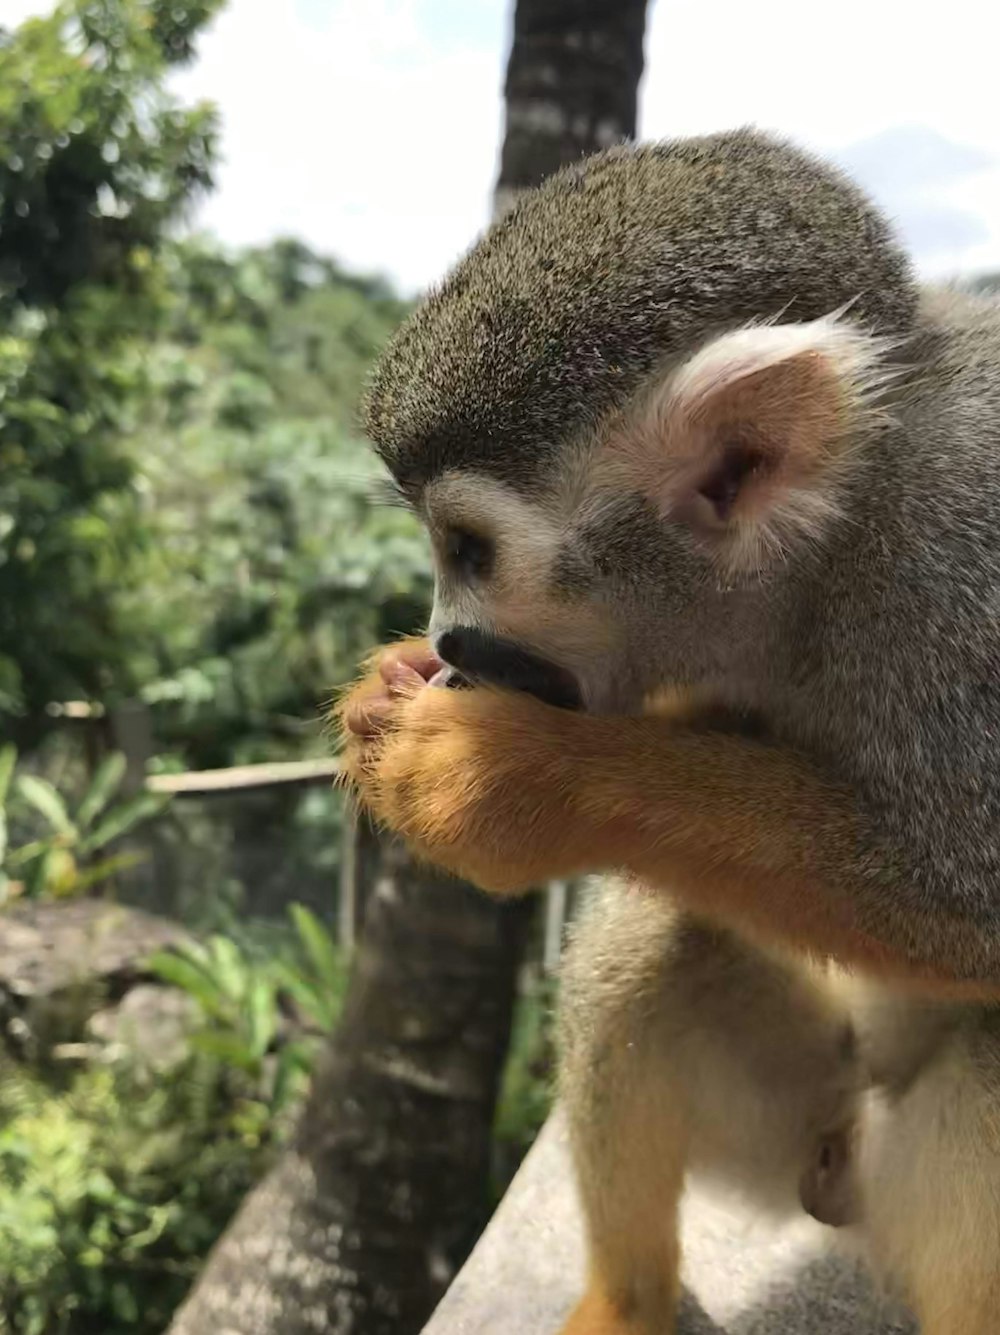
[[364, 127, 916, 491], [364, 128, 1000, 984], [768, 288, 1000, 978]]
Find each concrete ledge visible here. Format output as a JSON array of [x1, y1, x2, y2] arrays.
[[423, 1112, 916, 1334]]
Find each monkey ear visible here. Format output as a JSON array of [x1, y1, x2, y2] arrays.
[[635, 319, 890, 569]]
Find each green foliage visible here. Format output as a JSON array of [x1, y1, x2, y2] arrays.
[[0, 1, 220, 740], [279, 902, 347, 1032], [119, 236, 426, 766], [0, 745, 169, 900], [493, 975, 558, 1193], [0, 6, 422, 769], [0, 897, 345, 1334], [272, 903, 350, 1029], [0, 1049, 280, 1334], [148, 902, 346, 1111], [0, 0, 220, 307]]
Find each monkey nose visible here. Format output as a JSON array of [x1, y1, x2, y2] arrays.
[[433, 627, 582, 711]]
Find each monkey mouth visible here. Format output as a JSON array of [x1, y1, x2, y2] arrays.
[[432, 627, 582, 711]]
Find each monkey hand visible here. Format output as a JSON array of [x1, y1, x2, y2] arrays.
[[336, 640, 606, 892]]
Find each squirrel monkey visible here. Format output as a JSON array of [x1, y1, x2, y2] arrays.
[[338, 130, 1000, 1333]]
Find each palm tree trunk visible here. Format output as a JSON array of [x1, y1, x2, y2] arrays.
[[495, 0, 648, 216]]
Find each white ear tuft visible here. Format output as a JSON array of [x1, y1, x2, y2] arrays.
[[612, 315, 899, 577], [668, 317, 896, 427]]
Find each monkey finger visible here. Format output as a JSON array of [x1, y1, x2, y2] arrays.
[[381, 660, 431, 699], [378, 642, 443, 685], [343, 693, 396, 737]]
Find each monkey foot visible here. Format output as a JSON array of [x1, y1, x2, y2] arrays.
[[558, 1287, 674, 1335]]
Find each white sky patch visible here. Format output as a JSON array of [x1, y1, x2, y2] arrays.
[[639, 0, 1000, 282], [6, 0, 1000, 292], [167, 0, 508, 292]]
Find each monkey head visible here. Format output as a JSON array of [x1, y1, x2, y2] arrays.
[[363, 129, 918, 714]]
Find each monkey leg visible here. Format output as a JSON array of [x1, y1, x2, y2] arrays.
[[858, 1010, 1000, 1335], [555, 880, 861, 1335]]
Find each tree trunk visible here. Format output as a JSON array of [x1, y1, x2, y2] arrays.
[[170, 837, 532, 1335], [495, 0, 648, 216], [169, 4, 648, 1331]]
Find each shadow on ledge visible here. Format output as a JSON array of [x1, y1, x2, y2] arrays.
[[423, 1112, 917, 1335]]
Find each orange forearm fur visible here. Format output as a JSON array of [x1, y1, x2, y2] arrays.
[[337, 670, 994, 998]]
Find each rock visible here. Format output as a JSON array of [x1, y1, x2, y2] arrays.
[[0, 899, 189, 1057], [421, 1111, 916, 1335], [87, 983, 200, 1073]]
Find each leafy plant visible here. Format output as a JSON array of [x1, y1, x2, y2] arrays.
[[0, 899, 345, 1334], [2, 747, 169, 900], [274, 902, 349, 1033], [0, 1048, 281, 1334], [147, 903, 346, 1115], [117, 240, 421, 770], [0, 1, 222, 744], [492, 974, 558, 1196]]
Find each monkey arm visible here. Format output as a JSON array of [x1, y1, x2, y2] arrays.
[[338, 671, 987, 994], [587, 723, 900, 977]]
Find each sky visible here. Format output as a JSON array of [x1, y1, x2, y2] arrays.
[[8, 0, 1000, 293]]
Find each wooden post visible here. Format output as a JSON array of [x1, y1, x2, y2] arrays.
[[108, 701, 154, 795], [543, 880, 569, 973], [105, 701, 157, 898]]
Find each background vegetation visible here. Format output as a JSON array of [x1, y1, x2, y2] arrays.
[[0, 5, 559, 1330]]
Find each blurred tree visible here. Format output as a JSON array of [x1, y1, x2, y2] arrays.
[[117, 237, 419, 769], [168, 2, 650, 1333], [0, 1, 220, 743]]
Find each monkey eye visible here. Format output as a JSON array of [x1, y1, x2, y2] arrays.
[[443, 526, 494, 581]]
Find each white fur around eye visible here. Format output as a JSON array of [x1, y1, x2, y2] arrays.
[[425, 470, 564, 590]]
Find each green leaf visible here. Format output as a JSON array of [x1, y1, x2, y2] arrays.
[[24, 846, 57, 899], [79, 791, 168, 853], [71, 850, 145, 893], [75, 753, 126, 832], [14, 860, 41, 900], [189, 1030, 258, 1072], [146, 949, 230, 1022], [0, 745, 12, 863], [5, 839, 47, 869], [270, 1041, 311, 1113], [289, 903, 339, 986], [271, 962, 337, 1033], [14, 775, 74, 838], [206, 935, 249, 1003], [246, 976, 277, 1060]]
